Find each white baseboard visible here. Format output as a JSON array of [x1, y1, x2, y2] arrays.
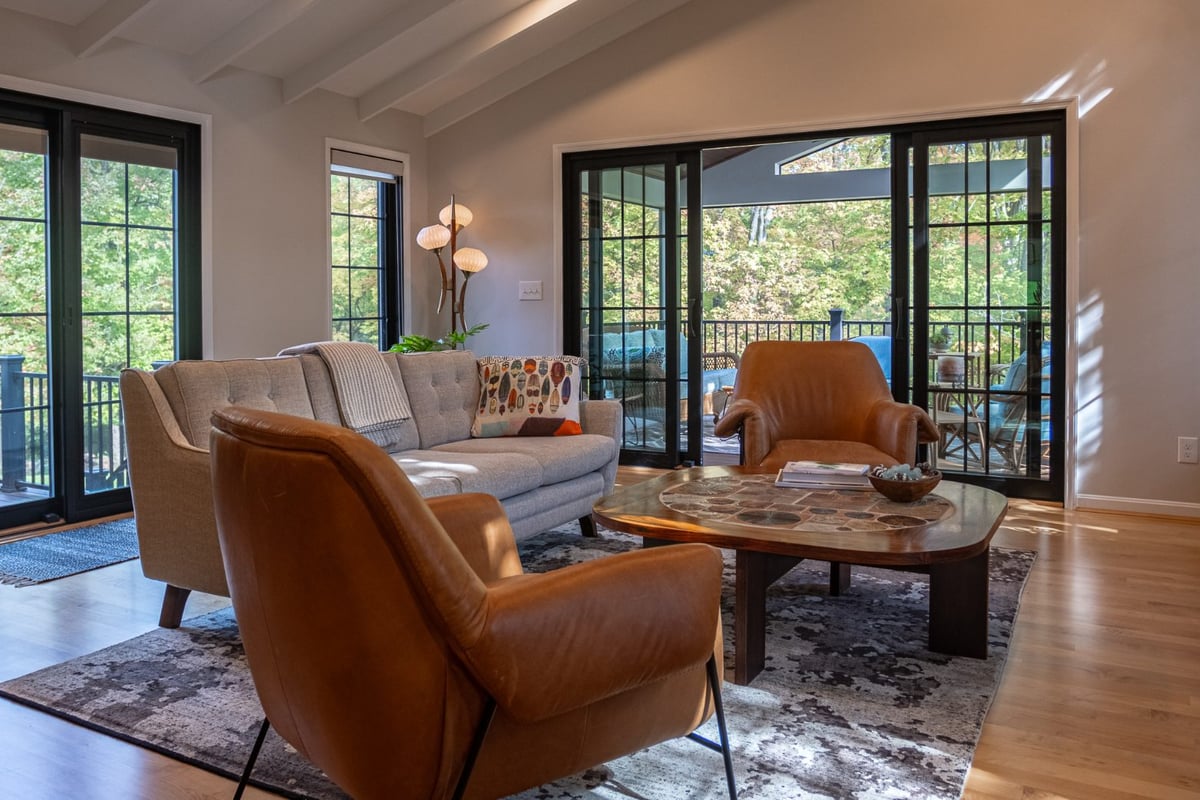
[[1075, 494, 1200, 521]]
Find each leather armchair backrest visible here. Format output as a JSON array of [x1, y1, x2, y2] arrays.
[[734, 341, 893, 441], [210, 407, 491, 799]]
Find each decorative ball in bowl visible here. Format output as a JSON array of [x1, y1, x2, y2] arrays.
[[868, 463, 942, 502]]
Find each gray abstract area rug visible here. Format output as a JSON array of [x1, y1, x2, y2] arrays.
[[0, 527, 1034, 799], [0, 517, 139, 586]]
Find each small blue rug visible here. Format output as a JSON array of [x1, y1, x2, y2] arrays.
[[0, 518, 140, 587]]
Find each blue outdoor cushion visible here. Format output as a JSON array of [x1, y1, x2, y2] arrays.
[[851, 335, 892, 383]]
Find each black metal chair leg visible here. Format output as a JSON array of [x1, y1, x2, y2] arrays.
[[685, 655, 737, 798], [233, 717, 271, 800], [452, 697, 497, 800], [708, 655, 738, 799]]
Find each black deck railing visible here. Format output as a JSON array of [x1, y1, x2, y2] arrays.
[[0, 354, 127, 494], [703, 312, 1027, 375], [591, 309, 1029, 388], [701, 311, 891, 356]]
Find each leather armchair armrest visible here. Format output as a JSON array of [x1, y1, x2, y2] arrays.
[[712, 397, 753, 438], [426, 494, 523, 582], [713, 398, 772, 464], [863, 401, 939, 464], [462, 543, 722, 723]]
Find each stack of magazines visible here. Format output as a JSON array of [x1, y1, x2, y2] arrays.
[[774, 460, 872, 488]]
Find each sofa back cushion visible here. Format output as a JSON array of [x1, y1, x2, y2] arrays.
[[390, 350, 480, 448], [155, 357, 316, 448]]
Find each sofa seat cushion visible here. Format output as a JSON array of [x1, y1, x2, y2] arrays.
[[390, 450, 543, 500], [432, 434, 618, 487]]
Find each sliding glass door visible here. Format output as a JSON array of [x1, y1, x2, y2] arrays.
[[0, 123, 52, 523], [0, 92, 200, 529], [907, 116, 1064, 499], [564, 150, 702, 468], [563, 110, 1065, 500]]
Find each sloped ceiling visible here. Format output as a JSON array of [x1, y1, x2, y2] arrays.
[[0, 0, 697, 135]]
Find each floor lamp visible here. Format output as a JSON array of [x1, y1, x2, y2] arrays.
[[415, 195, 488, 335]]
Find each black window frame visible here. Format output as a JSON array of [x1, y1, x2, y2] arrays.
[[328, 155, 403, 350]]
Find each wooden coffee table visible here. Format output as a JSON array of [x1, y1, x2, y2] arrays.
[[592, 466, 1008, 684]]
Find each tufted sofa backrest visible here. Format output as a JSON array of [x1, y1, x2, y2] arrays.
[[390, 349, 481, 448], [154, 357, 318, 449]]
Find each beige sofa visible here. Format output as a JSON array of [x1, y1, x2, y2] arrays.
[[120, 348, 622, 627]]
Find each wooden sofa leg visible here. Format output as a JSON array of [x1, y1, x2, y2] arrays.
[[158, 585, 192, 628], [579, 515, 598, 538]]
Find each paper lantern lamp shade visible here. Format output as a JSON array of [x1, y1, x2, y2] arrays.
[[438, 203, 473, 228], [453, 247, 488, 273], [416, 224, 451, 250]]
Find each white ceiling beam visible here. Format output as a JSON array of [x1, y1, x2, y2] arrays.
[[420, 0, 695, 136], [280, 0, 450, 105], [357, 0, 589, 122], [189, 0, 320, 84], [73, 0, 161, 58]]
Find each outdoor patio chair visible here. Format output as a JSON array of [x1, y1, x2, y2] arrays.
[[986, 347, 1052, 472], [849, 335, 892, 384]]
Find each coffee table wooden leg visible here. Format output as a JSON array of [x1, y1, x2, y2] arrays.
[[734, 551, 801, 685], [929, 549, 990, 658], [829, 561, 852, 595], [734, 550, 766, 685]]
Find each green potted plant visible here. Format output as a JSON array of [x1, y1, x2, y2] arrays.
[[929, 326, 953, 352], [390, 323, 488, 353]]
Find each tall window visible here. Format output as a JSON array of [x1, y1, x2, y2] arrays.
[[329, 148, 403, 348]]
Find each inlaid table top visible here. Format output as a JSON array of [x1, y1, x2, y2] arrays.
[[594, 465, 1007, 568]]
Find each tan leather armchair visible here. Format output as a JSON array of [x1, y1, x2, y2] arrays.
[[209, 407, 735, 800], [713, 340, 938, 469]]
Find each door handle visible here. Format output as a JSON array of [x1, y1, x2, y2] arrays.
[[892, 297, 908, 340]]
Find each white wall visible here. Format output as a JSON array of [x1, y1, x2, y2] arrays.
[[0, 8, 432, 359], [425, 0, 1200, 514]]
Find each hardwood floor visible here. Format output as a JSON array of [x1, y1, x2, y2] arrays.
[[1, 485, 1197, 799], [0, 518, 269, 799]]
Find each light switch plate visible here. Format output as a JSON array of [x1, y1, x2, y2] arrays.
[[519, 280, 543, 301]]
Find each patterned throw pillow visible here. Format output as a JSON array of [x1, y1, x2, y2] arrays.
[[471, 356, 584, 437]]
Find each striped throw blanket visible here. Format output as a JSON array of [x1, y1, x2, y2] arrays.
[[279, 341, 411, 446]]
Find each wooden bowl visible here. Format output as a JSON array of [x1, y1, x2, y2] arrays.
[[867, 469, 942, 502]]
